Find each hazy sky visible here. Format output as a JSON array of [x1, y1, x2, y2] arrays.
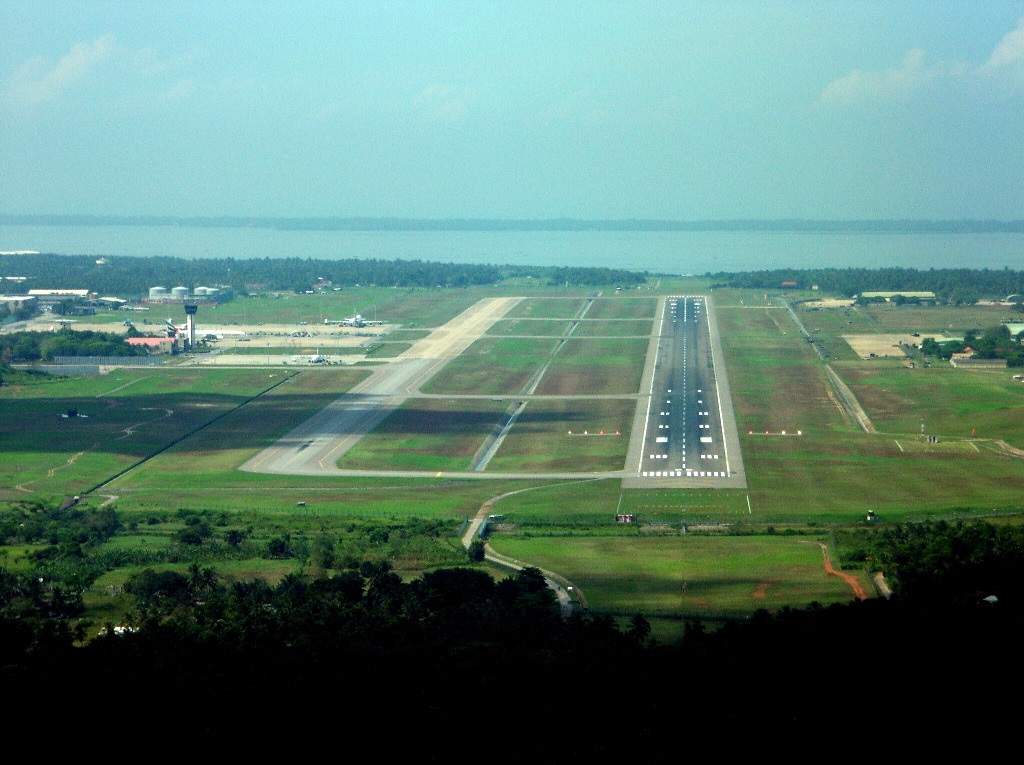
[[3, 1, 1023, 220]]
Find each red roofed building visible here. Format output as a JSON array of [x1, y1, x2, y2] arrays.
[[126, 336, 178, 354]]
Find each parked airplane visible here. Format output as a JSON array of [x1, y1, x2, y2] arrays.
[[324, 314, 384, 328]]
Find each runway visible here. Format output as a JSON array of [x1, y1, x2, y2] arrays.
[[621, 295, 746, 489], [240, 293, 745, 487], [240, 297, 521, 475]]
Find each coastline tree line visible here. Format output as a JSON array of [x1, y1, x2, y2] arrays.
[[0, 253, 647, 297], [710, 267, 1024, 303]]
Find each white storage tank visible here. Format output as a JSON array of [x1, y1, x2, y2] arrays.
[[171, 286, 190, 299], [149, 286, 168, 300], [193, 287, 209, 296]]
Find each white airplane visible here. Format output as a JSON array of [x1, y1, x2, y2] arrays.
[[324, 314, 384, 328], [199, 328, 247, 337]]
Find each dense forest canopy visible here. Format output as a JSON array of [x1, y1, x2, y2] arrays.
[[709, 267, 1024, 303], [2, 507, 1023, 743], [920, 325, 1024, 366], [0, 253, 646, 296], [0, 330, 143, 363]]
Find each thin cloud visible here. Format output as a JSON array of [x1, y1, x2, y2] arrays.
[[821, 18, 1024, 106], [983, 17, 1024, 70], [411, 84, 474, 122], [157, 78, 195, 104], [5, 35, 116, 107], [820, 48, 965, 105]]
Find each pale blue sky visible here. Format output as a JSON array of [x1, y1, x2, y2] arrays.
[[2, 1, 1023, 219]]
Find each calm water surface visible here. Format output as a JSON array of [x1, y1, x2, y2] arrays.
[[1, 225, 1021, 273]]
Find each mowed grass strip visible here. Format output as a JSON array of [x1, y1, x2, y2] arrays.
[[338, 398, 512, 471], [717, 305, 848, 435], [487, 319, 572, 336], [489, 535, 860, 617], [118, 368, 369, 482], [386, 329, 432, 341], [572, 319, 653, 337], [111, 479, 536, 519], [861, 302, 1018, 333], [534, 337, 646, 395], [742, 429, 1024, 522], [585, 297, 658, 320], [715, 302, 1024, 521], [0, 368, 305, 494], [364, 342, 413, 357], [838, 361, 1024, 447], [486, 398, 635, 472], [421, 337, 557, 395], [504, 298, 587, 319]]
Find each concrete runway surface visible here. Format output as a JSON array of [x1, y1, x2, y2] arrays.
[[240, 297, 521, 475]]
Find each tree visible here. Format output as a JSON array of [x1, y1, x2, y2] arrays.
[[266, 537, 290, 558], [628, 613, 652, 644], [125, 568, 192, 610], [468, 539, 485, 563], [225, 529, 245, 547]]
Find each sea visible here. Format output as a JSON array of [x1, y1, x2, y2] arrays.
[[1, 224, 1022, 274]]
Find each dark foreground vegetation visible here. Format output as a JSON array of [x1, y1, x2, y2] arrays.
[[2, 506, 1022, 751]]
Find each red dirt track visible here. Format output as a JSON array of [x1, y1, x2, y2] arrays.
[[818, 542, 869, 600]]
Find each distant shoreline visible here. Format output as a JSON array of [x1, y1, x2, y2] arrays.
[[4, 214, 1023, 234]]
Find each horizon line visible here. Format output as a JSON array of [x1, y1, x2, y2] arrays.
[[4, 214, 1024, 233]]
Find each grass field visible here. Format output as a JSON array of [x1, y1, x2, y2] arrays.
[[716, 298, 1024, 521], [534, 337, 647, 395], [489, 534, 862, 618], [572, 319, 653, 337], [421, 337, 558, 395], [0, 368, 324, 496], [5, 284, 1024, 629], [339, 398, 511, 471], [837, 360, 1024, 447], [85, 368, 368, 491], [585, 297, 658, 320], [861, 302, 1020, 333], [487, 398, 636, 472], [189, 287, 402, 324], [504, 298, 588, 319], [486, 319, 573, 336]]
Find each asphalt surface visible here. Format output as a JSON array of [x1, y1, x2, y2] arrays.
[[622, 294, 746, 489], [241, 293, 746, 486]]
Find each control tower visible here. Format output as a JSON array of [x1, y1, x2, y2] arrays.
[[184, 304, 198, 349]]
